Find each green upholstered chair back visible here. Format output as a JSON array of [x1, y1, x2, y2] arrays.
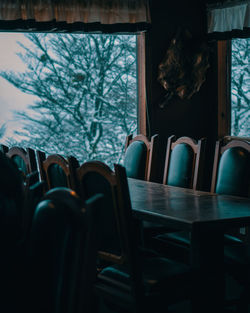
[[28, 188, 98, 313], [215, 145, 250, 197], [13, 155, 28, 175], [47, 163, 68, 188], [124, 140, 147, 180], [0, 151, 24, 243], [36, 151, 79, 192], [0, 155, 24, 312], [6, 146, 37, 179], [163, 135, 206, 190], [124, 134, 159, 182], [76, 161, 122, 260], [167, 143, 194, 188]]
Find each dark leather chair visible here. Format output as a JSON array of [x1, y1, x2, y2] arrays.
[[25, 187, 102, 313], [6, 146, 37, 177], [211, 139, 250, 312], [0, 151, 25, 313], [124, 134, 159, 182], [211, 139, 250, 197], [36, 150, 79, 192], [211, 138, 250, 246], [124, 134, 161, 243], [163, 135, 206, 189], [149, 135, 206, 261], [75, 161, 192, 313]]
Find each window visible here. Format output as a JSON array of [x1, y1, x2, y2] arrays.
[[217, 39, 250, 139], [231, 38, 250, 137], [0, 32, 144, 167]]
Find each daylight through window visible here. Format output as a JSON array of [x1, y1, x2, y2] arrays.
[[231, 38, 250, 137], [0, 33, 138, 167]]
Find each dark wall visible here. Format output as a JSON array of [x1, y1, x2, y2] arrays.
[[146, 0, 219, 189]]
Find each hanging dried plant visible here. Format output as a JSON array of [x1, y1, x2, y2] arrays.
[[158, 28, 210, 105]]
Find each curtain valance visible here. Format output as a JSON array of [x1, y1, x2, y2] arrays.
[[207, 1, 250, 39], [0, 0, 151, 32]]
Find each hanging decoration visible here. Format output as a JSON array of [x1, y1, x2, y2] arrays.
[[158, 28, 210, 107]]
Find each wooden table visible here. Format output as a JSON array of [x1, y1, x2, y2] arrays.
[[128, 178, 250, 313]]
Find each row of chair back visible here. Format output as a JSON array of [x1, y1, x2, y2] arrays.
[[1, 135, 250, 198], [124, 134, 250, 197]]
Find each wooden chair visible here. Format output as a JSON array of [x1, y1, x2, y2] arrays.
[[149, 135, 206, 263], [210, 139, 250, 313], [6, 146, 37, 177], [124, 134, 159, 182], [163, 135, 206, 190], [36, 150, 79, 192], [75, 161, 192, 313], [25, 188, 102, 313], [211, 139, 250, 243], [211, 139, 250, 197]]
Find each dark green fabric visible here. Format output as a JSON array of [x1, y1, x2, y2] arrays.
[[167, 144, 194, 188], [0, 152, 24, 312], [28, 195, 86, 313], [81, 172, 121, 255], [99, 256, 190, 293], [216, 147, 250, 197], [48, 164, 68, 188], [13, 155, 28, 176], [124, 141, 147, 180]]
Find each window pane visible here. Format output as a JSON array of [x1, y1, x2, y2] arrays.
[[231, 38, 250, 137], [0, 33, 138, 167]]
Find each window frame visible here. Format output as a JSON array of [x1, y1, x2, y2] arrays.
[[137, 32, 147, 135], [0, 29, 147, 140], [217, 40, 231, 139], [217, 39, 250, 141]]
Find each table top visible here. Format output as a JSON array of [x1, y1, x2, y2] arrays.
[[128, 178, 250, 231]]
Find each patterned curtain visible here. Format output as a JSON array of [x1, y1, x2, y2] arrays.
[[0, 0, 151, 24], [207, 1, 250, 39]]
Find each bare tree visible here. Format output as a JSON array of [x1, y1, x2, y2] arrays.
[[0, 124, 6, 140], [0, 33, 137, 166], [231, 38, 250, 136]]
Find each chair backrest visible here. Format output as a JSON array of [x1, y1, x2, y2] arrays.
[[0, 151, 24, 243], [211, 139, 250, 197], [27, 187, 101, 313], [124, 134, 159, 181], [0, 151, 26, 312], [36, 150, 79, 192], [75, 161, 143, 302], [75, 161, 140, 272], [75, 161, 123, 264], [6, 146, 37, 177], [163, 135, 206, 190]]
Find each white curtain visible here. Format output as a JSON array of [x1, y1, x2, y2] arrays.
[[208, 2, 250, 33], [0, 0, 151, 25]]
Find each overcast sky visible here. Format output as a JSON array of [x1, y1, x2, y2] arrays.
[[0, 32, 37, 143]]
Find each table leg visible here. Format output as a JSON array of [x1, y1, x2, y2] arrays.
[[190, 225, 225, 313]]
